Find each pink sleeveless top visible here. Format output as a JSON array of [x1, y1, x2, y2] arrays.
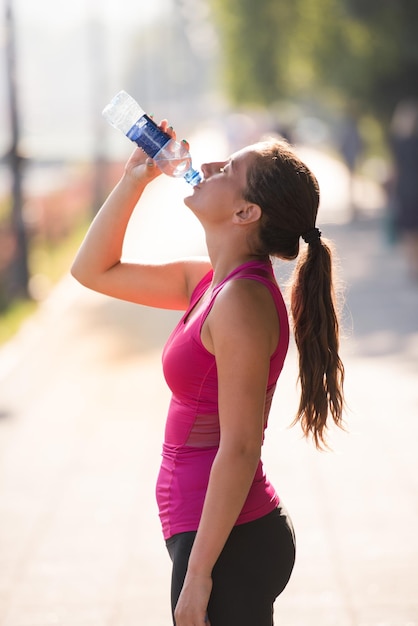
[[156, 260, 289, 539]]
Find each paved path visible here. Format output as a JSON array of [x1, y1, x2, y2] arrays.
[[0, 131, 417, 625]]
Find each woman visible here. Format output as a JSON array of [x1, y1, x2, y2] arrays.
[[389, 99, 418, 281], [71, 122, 345, 626]]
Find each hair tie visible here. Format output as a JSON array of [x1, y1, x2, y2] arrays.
[[302, 227, 322, 245]]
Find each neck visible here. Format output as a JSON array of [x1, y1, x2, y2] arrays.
[[206, 235, 268, 286]]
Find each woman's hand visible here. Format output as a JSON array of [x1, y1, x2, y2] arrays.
[[174, 572, 212, 626], [124, 118, 176, 184]]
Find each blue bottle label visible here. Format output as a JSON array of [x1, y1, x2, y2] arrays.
[[126, 114, 170, 157]]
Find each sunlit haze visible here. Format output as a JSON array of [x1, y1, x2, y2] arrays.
[[1, 0, 170, 158], [14, 0, 166, 28]]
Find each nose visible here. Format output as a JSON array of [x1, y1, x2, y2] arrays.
[[201, 161, 226, 179]]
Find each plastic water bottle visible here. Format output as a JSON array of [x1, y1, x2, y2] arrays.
[[102, 91, 202, 186]]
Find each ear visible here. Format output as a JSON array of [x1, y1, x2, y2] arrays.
[[232, 202, 262, 225]]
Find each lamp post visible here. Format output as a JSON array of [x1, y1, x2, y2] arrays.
[[4, 0, 29, 299], [86, 0, 110, 215]]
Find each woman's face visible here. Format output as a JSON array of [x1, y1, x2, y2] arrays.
[[184, 147, 257, 225]]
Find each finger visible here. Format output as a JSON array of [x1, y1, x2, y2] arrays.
[[158, 118, 170, 132], [143, 157, 161, 180], [166, 125, 177, 140], [158, 119, 177, 140]]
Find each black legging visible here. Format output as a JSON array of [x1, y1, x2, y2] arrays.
[[166, 505, 296, 626]]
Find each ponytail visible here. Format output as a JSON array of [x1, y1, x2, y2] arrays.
[[243, 138, 345, 447], [290, 238, 345, 449]]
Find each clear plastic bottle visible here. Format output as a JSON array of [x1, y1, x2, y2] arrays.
[[102, 91, 202, 186]]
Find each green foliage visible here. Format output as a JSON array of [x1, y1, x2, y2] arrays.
[[0, 217, 89, 346], [211, 0, 285, 105], [0, 298, 37, 345], [210, 0, 418, 121]]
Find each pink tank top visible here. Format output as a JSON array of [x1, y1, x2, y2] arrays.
[[156, 260, 289, 539]]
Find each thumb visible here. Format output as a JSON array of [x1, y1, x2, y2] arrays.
[[145, 157, 161, 179]]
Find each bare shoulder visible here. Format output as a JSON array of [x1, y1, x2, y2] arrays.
[[217, 277, 276, 321], [203, 278, 279, 355]]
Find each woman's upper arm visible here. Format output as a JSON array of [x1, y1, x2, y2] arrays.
[[206, 281, 279, 450], [72, 257, 212, 310]]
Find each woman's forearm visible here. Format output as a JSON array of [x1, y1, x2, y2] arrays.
[[174, 448, 260, 623], [71, 172, 148, 285], [187, 446, 261, 577]]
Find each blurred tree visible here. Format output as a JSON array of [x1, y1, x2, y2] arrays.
[[210, 0, 418, 123], [210, 0, 300, 105], [341, 0, 418, 120]]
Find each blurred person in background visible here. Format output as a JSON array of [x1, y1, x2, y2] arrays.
[[337, 107, 364, 220], [71, 123, 345, 626], [389, 99, 418, 282]]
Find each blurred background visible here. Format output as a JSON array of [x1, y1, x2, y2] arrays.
[[0, 1, 418, 625], [1, 0, 418, 322]]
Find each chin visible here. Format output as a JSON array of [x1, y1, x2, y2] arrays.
[[183, 194, 194, 209]]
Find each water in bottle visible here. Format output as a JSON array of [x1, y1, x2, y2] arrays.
[[102, 91, 202, 186]]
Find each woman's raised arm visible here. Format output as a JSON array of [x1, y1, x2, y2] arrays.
[[71, 133, 210, 310]]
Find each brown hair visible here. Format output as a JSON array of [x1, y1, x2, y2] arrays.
[[244, 139, 345, 448]]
